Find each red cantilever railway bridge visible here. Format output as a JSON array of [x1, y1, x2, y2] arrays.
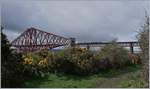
[[11, 27, 71, 52], [11, 27, 139, 53]]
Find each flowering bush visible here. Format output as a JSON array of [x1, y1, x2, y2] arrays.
[[38, 58, 48, 66], [23, 57, 33, 65], [53, 47, 95, 75], [22, 52, 49, 78], [22, 45, 138, 76]]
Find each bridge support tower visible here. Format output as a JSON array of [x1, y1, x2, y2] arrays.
[[70, 38, 76, 47], [130, 43, 134, 54], [87, 45, 90, 50]]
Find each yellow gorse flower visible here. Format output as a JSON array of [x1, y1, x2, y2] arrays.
[[23, 57, 33, 65], [38, 58, 48, 66], [76, 48, 87, 52]]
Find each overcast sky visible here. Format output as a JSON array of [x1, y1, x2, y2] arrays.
[[1, 0, 150, 42]]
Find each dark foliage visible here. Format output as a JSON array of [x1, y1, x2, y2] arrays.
[[137, 15, 149, 83], [1, 28, 25, 87]]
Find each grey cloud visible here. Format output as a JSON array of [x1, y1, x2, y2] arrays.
[[1, 0, 149, 42]]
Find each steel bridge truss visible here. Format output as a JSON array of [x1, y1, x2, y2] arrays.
[[11, 28, 71, 52], [76, 41, 139, 53], [76, 41, 139, 47]]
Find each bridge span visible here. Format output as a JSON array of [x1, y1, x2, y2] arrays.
[[74, 41, 139, 53], [11, 27, 140, 53]]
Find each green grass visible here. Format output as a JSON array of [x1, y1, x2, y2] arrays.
[[24, 64, 148, 88]]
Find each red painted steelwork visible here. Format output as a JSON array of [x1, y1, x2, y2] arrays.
[[11, 27, 71, 52]]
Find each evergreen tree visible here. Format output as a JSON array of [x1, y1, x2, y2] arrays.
[[1, 27, 24, 87]]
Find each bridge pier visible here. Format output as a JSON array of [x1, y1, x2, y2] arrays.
[[87, 45, 90, 50], [70, 38, 76, 47], [130, 43, 134, 54]]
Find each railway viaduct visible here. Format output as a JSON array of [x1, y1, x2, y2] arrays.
[[11, 27, 139, 53]]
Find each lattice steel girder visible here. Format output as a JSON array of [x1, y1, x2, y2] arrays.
[[11, 27, 71, 52], [76, 41, 139, 47]]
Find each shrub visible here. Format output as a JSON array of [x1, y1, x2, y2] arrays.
[[136, 15, 149, 82], [22, 53, 50, 78], [49, 47, 95, 75], [46, 52, 61, 73], [70, 48, 94, 75], [92, 54, 110, 71], [36, 49, 49, 58], [95, 41, 130, 69], [128, 54, 141, 64], [21, 43, 139, 77], [1, 29, 25, 87]]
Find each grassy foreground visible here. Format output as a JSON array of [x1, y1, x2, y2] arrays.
[[24, 64, 148, 88]]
